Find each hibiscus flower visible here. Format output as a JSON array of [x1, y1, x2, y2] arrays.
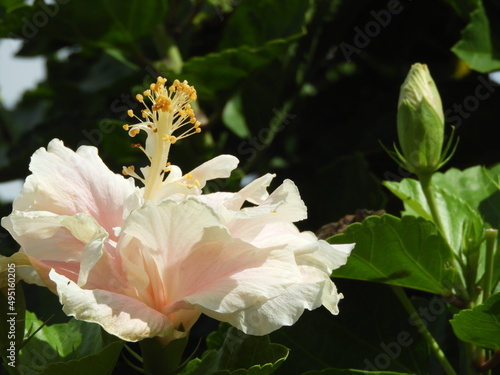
[[1, 77, 354, 342]]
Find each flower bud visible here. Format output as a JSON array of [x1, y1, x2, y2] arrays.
[[396, 63, 445, 176]]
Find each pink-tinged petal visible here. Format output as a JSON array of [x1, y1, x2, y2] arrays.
[[49, 270, 182, 342], [13, 139, 136, 237], [2, 211, 113, 287], [205, 266, 335, 335], [0, 253, 41, 287], [1, 252, 61, 291], [120, 199, 221, 267], [178, 227, 301, 314], [118, 199, 222, 310], [2, 211, 103, 263]]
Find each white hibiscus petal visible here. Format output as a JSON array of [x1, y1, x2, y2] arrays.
[[13, 139, 136, 237], [50, 270, 180, 342]]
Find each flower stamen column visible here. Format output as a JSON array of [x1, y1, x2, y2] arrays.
[[122, 77, 202, 200]]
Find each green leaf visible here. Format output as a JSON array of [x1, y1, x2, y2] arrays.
[[219, 0, 309, 49], [452, 0, 500, 72], [330, 215, 455, 294], [222, 91, 251, 138], [383, 179, 432, 221], [17, 311, 122, 374], [40, 341, 123, 375], [431, 166, 500, 230], [303, 369, 413, 375], [450, 292, 500, 349], [181, 326, 288, 375], [179, 36, 303, 103], [441, 0, 480, 19], [383, 167, 499, 253], [2, 0, 169, 47]]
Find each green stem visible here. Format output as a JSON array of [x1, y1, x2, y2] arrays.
[[392, 286, 457, 375], [483, 229, 498, 302], [140, 335, 189, 375], [418, 172, 472, 303], [418, 173, 446, 235]]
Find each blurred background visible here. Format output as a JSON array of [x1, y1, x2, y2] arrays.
[[1, 0, 499, 372]]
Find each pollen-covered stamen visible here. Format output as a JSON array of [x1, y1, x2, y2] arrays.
[[122, 76, 202, 200]]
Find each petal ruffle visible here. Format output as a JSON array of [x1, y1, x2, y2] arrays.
[[50, 270, 182, 342], [204, 266, 336, 336], [12, 139, 136, 237]]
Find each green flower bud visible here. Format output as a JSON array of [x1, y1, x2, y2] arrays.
[[396, 63, 445, 176]]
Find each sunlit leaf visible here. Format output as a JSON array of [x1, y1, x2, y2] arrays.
[[330, 215, 455, 294]]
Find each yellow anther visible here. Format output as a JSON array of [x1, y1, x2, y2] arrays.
[[170, 136, 177, 144], [194, 179, 201, 187], [162, 134, 169, 141], [186, 173, 193, 179], [130, 128, 140, 137], [195, 128, 201, 133], [152, 95, 171, 111], [127, 109, 134, 117], [194, 121, 201, 128], [143, 89, 151, 97], [136, 94, 144, 103], [129, 165, 135, 172], [123, 124, 130, 130]]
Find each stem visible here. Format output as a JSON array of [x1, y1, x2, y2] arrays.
[[418, 172, 472, 303], [140, 335, 189, 375], [391, 286, 457, 375], [482, 229, 498, 302], [418, 173, 446, 235]]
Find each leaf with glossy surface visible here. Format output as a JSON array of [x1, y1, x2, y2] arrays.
[[181, 326, 288, 375], [18, 311, 122, 373], [450, 292, 500, 349], [330, 215, 455, 294], [383, 166, 500, 251]]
